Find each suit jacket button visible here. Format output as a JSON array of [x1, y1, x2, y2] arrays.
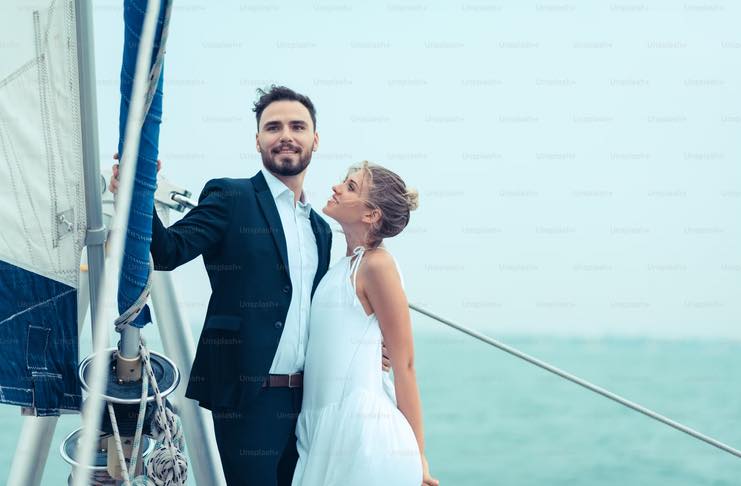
[[282, 285, 290, 294], [275, 321, 283, 329]]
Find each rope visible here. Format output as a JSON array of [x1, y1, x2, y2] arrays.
[[140, 338, 188, 485], [107, 402, 132, 486], [142, 0, 173, 116], [114, 258, 155, 332], [409, 303, 741, 460], [106, 351, 148, 486], [104, 337, 188, 485], [150, 406, 184, 451], [127, 367, 149, 479]]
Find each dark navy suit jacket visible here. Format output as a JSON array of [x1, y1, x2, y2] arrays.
[[150, 171, 332, 410]]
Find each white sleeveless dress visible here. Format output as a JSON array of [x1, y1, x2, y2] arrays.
[[292, 246, 422, 486]]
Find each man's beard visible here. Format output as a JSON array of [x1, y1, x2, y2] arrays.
[[261, 148, 313, 176]]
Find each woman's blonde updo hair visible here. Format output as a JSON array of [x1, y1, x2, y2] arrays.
[[348, 161, 418, 248]]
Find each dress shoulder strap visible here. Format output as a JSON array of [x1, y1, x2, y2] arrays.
[[349, 246, 365, 292], [349, 246, 404, 291]]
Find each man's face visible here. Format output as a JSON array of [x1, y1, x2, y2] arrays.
[[255, 100, 318, 176]]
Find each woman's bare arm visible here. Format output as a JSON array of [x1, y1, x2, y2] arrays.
[[362, 252, 425, 454]]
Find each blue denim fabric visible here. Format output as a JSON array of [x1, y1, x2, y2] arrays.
[[0, 260, 81, 415], [116, 0, 167, 328]]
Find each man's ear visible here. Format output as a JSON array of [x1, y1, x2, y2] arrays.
[[256, 133, 261, 153], [313, 131, 320, 152]]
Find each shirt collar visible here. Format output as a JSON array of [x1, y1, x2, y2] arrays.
[[261, 167, 311, 210]]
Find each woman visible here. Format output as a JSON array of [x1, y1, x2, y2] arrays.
[[292, 162, 439, 486]]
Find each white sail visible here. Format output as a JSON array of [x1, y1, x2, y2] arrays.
[[0, 0, 85, 288]]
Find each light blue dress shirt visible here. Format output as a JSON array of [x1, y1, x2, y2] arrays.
[[261, 168, 319, 374]]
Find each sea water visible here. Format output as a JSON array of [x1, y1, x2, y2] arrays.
[[1, 327, 739, 485]]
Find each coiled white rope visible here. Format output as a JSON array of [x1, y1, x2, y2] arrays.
[[140, 338, 188, 485], [107, 337, 188, 486]]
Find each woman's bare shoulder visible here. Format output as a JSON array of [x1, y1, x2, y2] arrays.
[[361, 248, 400, 286]]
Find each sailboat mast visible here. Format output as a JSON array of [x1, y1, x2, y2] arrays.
[[75, 0, 108, 346]]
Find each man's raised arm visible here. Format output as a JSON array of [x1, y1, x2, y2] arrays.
[[110, 160, 232, 271]]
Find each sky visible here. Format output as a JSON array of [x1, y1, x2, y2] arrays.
[[91, 0, 740, 339]]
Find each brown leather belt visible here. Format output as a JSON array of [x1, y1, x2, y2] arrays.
[[262, 373, 303, 389]]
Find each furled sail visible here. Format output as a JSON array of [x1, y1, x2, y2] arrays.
[[116, 0, 168, 329], [0, 0, 84, 415]]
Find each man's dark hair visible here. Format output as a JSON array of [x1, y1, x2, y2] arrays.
[[252, 85, 317, 131]]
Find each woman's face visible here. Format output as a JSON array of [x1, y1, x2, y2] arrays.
[[322, 169, 373, 224]]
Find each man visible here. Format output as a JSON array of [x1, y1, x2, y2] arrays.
[[112, 86, 331, 485]]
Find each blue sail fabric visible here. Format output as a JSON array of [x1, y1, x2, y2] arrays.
[[116, 0, 167, 328], [0, 261, 81, 415]]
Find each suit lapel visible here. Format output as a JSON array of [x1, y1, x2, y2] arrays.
[[252, 171, 332, 295], [252, 172, 290, 280]]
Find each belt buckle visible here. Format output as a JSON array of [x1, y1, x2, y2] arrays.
[[287, 373, 298, 388]]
